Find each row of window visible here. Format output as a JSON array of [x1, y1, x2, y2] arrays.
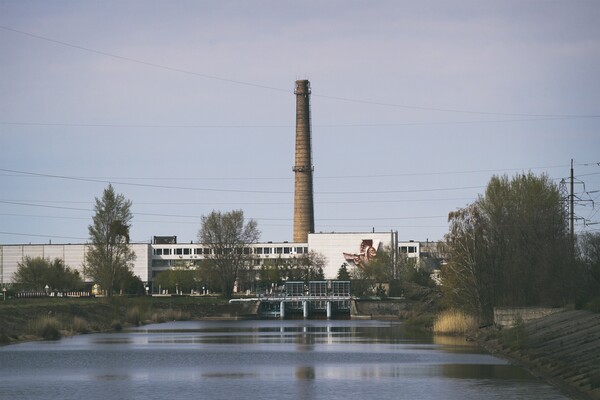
[[400, 246, 418, 254], [153, 246, 309, 257]]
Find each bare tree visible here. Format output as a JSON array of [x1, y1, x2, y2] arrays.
[[198, 210, 260, 298]]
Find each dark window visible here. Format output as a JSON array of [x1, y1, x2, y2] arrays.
[[255, 247, 263, 255], [175, 248, 183, 255]]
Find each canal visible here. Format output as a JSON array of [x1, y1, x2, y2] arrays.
[[0, 319, 570, 399]]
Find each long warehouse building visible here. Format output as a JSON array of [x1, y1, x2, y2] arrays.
[[0, 232, 426, 288]]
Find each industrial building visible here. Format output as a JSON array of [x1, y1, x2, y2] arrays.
[[0, 233, 426, 288], [0, 80, 439, 291]]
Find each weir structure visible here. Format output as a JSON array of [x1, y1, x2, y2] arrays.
[[293, 79, 315, 243], [257, 280, 351, 319]]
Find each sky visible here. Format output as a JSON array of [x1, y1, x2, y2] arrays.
[[1, 0, 599, 245]]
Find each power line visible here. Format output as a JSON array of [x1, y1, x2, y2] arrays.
[[1, 162, 591, 181], [2, 24, 599, 119], [0, 25, 289, 94], [0, 197, 476, 205], [2, 115, 598, 129], [0, 201, 447, 222], [0, 168, 486, 195], [0, 231, 88, 241]]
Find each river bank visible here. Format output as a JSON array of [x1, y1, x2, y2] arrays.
[[0, 296, 253, 344], [479, 309, 600, 400]]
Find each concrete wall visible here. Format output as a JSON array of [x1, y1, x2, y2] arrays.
[[493, 307, 564, 328]]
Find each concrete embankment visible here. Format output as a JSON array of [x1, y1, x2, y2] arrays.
[[482, 309, 600, 400]]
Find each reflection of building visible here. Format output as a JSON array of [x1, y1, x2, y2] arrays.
[[0, 234, 441, 286]]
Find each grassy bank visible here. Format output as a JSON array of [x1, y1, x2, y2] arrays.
[[0, 296, 241, 344]]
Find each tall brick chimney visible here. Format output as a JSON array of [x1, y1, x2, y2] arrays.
[[293, 80, 315, 243]]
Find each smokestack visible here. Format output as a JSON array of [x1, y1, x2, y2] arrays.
[[293, 79, 315, 243]]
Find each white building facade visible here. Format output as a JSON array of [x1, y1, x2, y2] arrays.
[[0, 233, 425, 286]]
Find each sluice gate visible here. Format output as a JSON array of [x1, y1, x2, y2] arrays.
[[260, 281, 350, 319], [234, 281, 351, 319]]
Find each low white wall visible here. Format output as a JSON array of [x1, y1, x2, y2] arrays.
[[493, 307, 563, 328]]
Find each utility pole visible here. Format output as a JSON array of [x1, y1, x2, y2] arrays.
[[570, 159, 575, 247]]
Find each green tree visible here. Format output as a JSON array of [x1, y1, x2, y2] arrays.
[[85, 184, 136, 297], [337, 263, 351, 280], [283, 251, 326, 282], [154, 261, 198, 294], [259, 260, 282, 287], [13, 256, 83, 291], [442, 173, 571, 323], [198, 210, 260, 298]]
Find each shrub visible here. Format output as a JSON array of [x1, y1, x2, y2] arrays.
[[72, 317, 90, 334], [29, 316, 62, 340], [111, 320, 123, 331], [125, 306, 142, 326]]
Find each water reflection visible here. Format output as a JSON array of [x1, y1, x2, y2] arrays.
[[440, 364, 533, 380], [0, 320, 569, 400]]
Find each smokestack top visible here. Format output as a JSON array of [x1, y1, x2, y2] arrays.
[[294, 79, 311, 95]]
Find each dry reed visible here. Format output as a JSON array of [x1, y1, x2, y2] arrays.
[[433, 309, 478, 335]]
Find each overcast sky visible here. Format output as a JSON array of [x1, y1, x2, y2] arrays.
[[1, 0, 599, 245]]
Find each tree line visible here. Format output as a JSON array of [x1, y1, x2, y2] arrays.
[[441, 173, 599, 323], [11, 175, 600, 316]]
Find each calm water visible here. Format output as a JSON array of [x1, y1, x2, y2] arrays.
[[0, 319, 569, 400]]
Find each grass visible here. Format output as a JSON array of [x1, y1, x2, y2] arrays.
[[0, 296, 230, 343], [433, 309, 478, 335], [27, 315, 62, 340]]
